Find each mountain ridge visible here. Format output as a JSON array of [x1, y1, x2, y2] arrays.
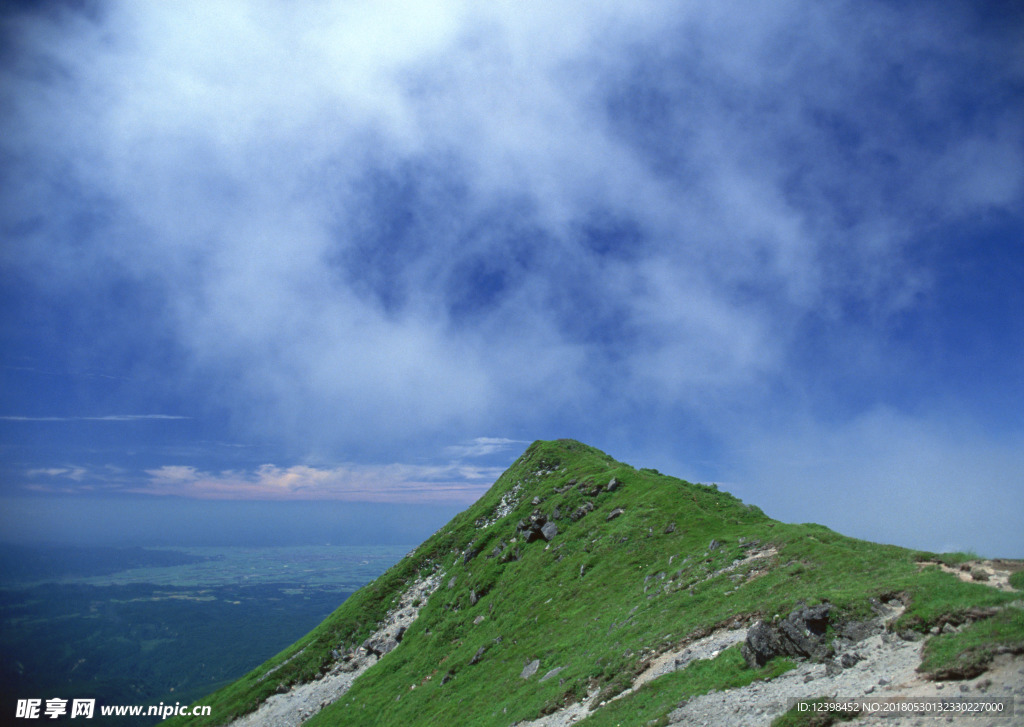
[[173, 439, 1024, 726]]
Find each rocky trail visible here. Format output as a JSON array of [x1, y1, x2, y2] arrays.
[[517, 583, 1024, 727]]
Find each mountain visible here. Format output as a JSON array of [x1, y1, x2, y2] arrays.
[[172, 440, 1024, 726]]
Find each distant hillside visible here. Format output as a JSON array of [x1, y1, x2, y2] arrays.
[[172, 440, 1024, 727]]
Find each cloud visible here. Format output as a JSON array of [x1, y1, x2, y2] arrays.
[[0, 415, 190, 422], [1, 0, 1021, 560], [26, 467, 87, 481], [3, 0, 1019, 458], [444, 437, 529, 458], [140, 461, 498, 503]]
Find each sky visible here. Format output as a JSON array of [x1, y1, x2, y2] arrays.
[[1, 0, 1022, 555]]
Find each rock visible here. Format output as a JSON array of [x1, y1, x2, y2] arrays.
[[469, 590, 478, 606], [741, 604, 833, 668], [570, 502, 595, 521], [463, 548, 480, 564], [541, 522, 558, 541], [521, 659, 540, 679], [970, 567, 990, 582], [606, 478, 620, 492], [664, 522, 676, 534], [606, 508, 625, 521], [532, 496, 541, 506], [840, 652, 863, 668], [539, 666, 565, 682], [363, 635, 400, 657], [552, 507, 562, 520], [708, 539, 724, 551], [742, 621, 786, 669], [469, 646, 486, 665], [448, 576, 457, 589]]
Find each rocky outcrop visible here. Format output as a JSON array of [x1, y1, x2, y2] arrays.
[[517, 510, 559, 543], [741, 603, 833, 668]]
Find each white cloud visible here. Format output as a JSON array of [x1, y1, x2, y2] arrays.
[[444, 437, 529, 458], [2, 0, 1022, 527], [140, 460, 497, 503], [0, 415, 189, 422]]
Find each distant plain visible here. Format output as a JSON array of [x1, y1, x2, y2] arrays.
[[0, 544, 409, 724]]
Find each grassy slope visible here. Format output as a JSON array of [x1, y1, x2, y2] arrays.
[[173, 440, 1021, 727]]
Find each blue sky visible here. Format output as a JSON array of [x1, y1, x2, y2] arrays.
[[1, 0, 1022, 554]]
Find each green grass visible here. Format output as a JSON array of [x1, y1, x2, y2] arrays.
[[169, 439, 1023, 726], [1009, 571, 1024, 591], [574, 645, 795, 727], [918, 607, 1024, 680]]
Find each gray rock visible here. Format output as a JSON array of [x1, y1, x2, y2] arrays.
[[741, 604, 833, 668], [363, 635, 400, 657], [521, 659, 540, 679], [469, 646, 486, 665], [708, 539, 724, 551], [840, 652, 863, 668], [539, 666, 565, 682], [606, 507, 625, 521], [664, 522, 677, 534], [570, 502, 595, 521], [606, 478, 620, 492], [541, 521, 559, 541]]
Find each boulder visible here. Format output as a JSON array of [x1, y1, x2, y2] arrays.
[[541, 522, 558, 542], [741, 603, 833, 668], [520, 659, 540, 679], [570, 502, 594, 521], [469, 646, 486, 665], [606, 507, 625, 521], [606, 478, 620, 492]]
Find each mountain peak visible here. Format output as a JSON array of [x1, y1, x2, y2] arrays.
[[175, 441, 1024, 727]]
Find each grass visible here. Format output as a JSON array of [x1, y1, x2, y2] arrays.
[[170, 439, 1023, 726], [918, 607, 1024, 680], [1009, 571, 1024, 591], [574, 646, 795, 727]]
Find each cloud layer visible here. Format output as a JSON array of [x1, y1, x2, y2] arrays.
[[2, 1, 1022, 552]]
